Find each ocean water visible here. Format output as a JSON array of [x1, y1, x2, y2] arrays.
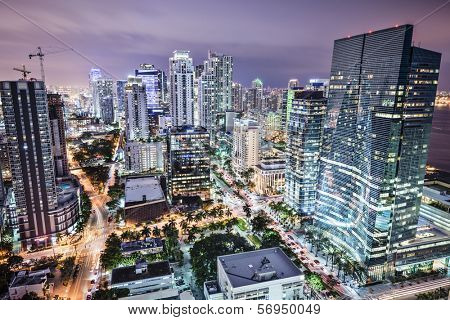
[[429, 105, 450, 172]]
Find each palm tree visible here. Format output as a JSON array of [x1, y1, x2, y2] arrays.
[[180, 220, 189, 234], [152, 225, 161, 238], [243, 204, 252, 220], [120, 230, 131, 242], [186, 212, 195, 224], [187, 230, 197, 243], [141, 226, 151, 239]]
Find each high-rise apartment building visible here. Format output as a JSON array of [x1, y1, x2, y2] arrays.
[[1, 81, 80, 250], [168, 126, 211, 203], [89, 68, 102, 117], [97, 78, 115, 124], [232, 82, 244, 112], [199, 51, 233, 134], [232, 119, 260, 174], [169, 51, 194, 127], [285, 91, 326, 215], [116, 80, 127, 115], [315, 25, 441, 279], [246, 78, 263, 113], [125, 76, 149, 141], [48, 93, 69, 178]]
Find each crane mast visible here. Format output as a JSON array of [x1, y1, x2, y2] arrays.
[[29, 46, 45, 83]]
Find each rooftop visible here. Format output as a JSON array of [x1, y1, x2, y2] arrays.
[[111, 260, 171, 285], [294, 90, 324, 100], [204, 280, 222, 295], [120, 238, 163, 253], [218, 247, 303, 288], [10, 268, 50, 288], [125, 176, 165, 204]]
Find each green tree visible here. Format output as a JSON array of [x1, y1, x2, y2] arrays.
[[152, 225, 161, 238], [250, 211, 271, 235], [243, 203, 252, 220], [92, 288, 130, 300], [261, 229, 283, 248], [141, 226, 151, 239], [100, 233, 123, 270], [190, 233, 254, 287]]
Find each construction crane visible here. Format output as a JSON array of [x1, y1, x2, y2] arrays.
[[28, 46, 71, 83], [28, 47, 45, 82], [13, 64, 31, 80]]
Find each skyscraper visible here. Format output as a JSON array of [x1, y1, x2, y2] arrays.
[[285, 91, 326, 215], [89, 68, 102, 117], [246, 78, 263, 113], [116, 79, 127, 115], [97, 78, 115, 124], [125, 76, 149, 141], [315, 25, 441, 279], [48, 93, 69, 178], [232, 119, 260, 175], [168, 126, 211, 204], [169, 50, 194, 127], [135, 64, 164, 113], [198, 72, 216, 132], [232, 82, 244, 112], [1, 81, 80, 249], [198, 51, 233, 138]]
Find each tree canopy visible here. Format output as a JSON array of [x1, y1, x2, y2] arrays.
[[190, 233, 254, 287]]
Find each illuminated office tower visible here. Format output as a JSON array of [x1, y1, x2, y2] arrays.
[[285, 91, 326, 215], [169, 50, 194, 127], [280, 85, 302, 133], [232, 119, 260, 175], [89, 68, 102, 117], [135, 64, 164, 113], [125, 76, 149, 141], [97, 78, 115, 124], [167, 126, 211, 203], [315, 25, 441, 279], [48, 93, 69, 177], [1, 81, 80, 250]]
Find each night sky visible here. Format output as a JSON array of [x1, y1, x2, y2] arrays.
[[1, 0, 449, 88]]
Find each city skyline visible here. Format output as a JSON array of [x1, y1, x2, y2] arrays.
[[0, 0, 449, 88], [0, 1, 449, 304]]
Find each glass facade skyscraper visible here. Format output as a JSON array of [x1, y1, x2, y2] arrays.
[[315, 25, 441, 279], [135, 64, 164, 113], [168, 126, 211, 204], [285, 91, 326, 215]]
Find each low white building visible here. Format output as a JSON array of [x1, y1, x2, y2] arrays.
[[9, 268, 53, 300], [124, 176, 169, 224], [212, 247, 304, 300], [110, 260, 174, 297], [253, 158, 286, 196]]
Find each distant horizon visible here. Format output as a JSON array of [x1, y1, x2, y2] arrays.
[[1, 0, 449, 89]]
